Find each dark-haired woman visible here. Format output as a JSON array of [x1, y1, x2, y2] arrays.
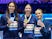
[[0, 2, 23, 39], [21, 4, 37, 39]]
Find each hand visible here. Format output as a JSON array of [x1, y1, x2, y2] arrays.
[[23, 23, 27, 27], [18, 32, 22, 38], [7, 19, 12, 25], [49, 27, 51, 31], [37, 20, 45, 27]]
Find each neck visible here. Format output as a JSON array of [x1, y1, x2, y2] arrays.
[[25, 13, 30, 17], [38, 18, 42, 20], [9, 11, 14, 14]]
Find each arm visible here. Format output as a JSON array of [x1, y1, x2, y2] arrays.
[[0, 15, 8, 30], [40, 20, 51, 36], [17, 15, 24, 32]]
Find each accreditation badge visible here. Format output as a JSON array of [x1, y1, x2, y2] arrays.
[[24, 24, 34, 33], [9, 21, 18, 30], [34, 27, 41, 34]]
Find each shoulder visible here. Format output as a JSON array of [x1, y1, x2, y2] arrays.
[[0, 14, 7, 22], [18, 14, 25, 22], [20, 14, 25, 19], [17, 14, 20, 17], [31, 15, 36, 20], [21, 14, 24, 18]]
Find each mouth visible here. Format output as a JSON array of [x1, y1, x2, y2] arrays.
[[37, 16, 39, 17]]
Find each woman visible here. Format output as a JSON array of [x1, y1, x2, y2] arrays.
[[21, 4, 37, 39], [0, 2, 23, 39], [35, 9, 51, 39], [35, 9, 45, 27]]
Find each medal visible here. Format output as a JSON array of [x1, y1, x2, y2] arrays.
[[24, 19, 29, 23], [24, 15, 31, 23]]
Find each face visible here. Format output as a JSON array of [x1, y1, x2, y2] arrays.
[[8, 3, 15, 13], [25, 4, 32, 15], [35, 9, 43, 19]]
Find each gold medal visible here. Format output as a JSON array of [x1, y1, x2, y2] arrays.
[[24, 15, 32, 24], [24, 19, 29, 23]]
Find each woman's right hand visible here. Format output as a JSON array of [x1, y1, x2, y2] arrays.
[[7, 19, 12, 25], [23, 23, 27, 27]]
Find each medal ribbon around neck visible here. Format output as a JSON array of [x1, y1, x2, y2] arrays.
[[24, 15, 32, 23]]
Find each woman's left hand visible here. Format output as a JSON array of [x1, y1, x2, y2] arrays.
[[37, 20, 45, 27]]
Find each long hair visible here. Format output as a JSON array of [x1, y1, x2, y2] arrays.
[[6, 2, 18, 21]]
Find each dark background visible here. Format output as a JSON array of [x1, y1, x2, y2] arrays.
[[0, 0, 52, 14]]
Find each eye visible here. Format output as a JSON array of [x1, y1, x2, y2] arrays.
[[38, 13, 40, 14], [9, 6, 11, 7], [9, 5, 15, 7], [12, 6, 15, 7], [35, 13, 37, 15], [35, 14, 37, 15], [25, 8, 28, 9], [29, 8, 31, 9]]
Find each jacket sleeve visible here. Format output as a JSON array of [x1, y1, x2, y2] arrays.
[[40, 20, 51, 36], [17, 15, 24, 33], [0, 15, 8, 31]]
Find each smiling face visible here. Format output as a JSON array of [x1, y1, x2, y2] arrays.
[[24, 4, 32, 17], [8, 2, 15, 13], [35, 9, 43, 19]]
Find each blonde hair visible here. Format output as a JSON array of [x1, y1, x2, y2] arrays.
[[35, 9, 43, 13]]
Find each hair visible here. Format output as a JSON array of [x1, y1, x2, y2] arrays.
[[24, 4, 32, 14], [6, 2, 18, 21], [24, 4, 32, 9], [35, 8, 43, 13]]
